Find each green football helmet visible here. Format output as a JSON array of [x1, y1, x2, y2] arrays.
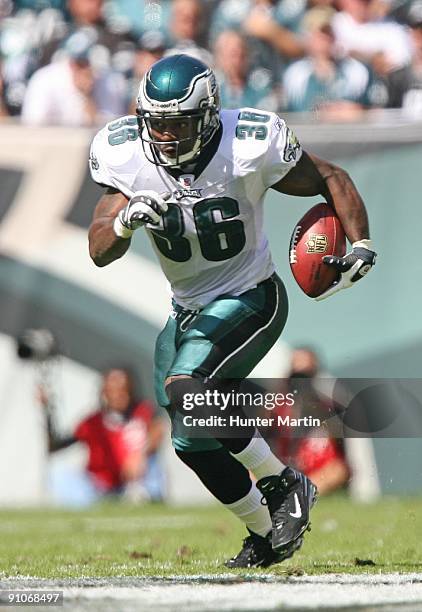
[[136, 54, 220, 167]]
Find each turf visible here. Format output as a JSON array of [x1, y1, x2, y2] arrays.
[[0, 495, 421, 579]]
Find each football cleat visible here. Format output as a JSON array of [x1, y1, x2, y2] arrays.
[[224, 529, 304, 569], [256, 467, 317, 553]]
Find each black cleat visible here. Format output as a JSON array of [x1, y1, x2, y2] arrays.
[[256, 467, 317, 553], [224, 529, 303, 569]]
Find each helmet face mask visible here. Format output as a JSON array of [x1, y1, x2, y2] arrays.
[[136, 54, 220, 168], [139, 108, 218, 166]]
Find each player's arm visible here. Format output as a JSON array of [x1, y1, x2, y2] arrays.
[[48, 433, 77, 453], [271, 151, 369, 243], [88, 187, 131, 267], [37, 385, 77, 452], [89, 187, 170, 267], [145, 416, 166, 455], [243, 8, 304, 58], [46, 409, 77, 453], [271, 151, 376, 300]]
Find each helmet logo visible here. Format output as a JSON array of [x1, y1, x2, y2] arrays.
[[207, 73, 217, 97]]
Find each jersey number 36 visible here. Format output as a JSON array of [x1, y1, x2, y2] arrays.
[[150, 198, 246, 262]]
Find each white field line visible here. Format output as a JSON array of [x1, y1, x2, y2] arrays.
[[62, 581, 422, 611], [1, 574, 421, 611]]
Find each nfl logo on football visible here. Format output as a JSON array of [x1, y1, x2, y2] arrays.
[[305, 233, 328, 254]]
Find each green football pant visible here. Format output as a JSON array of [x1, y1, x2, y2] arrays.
[[154, 273, 288, 452]]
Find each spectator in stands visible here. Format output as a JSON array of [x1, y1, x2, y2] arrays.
[[242, 0, 305, 57], [164, 0, 213, 65], [332, 0, 412, 73], [211, 0, 305, 85], [301, 2, 336, 28], [214, 30, 279, 110], [0, 0, 131, 115], [283, 20, 374, 119], [104, 0, 171, 39], [307, 0, 336, 7], [11, 1, 65, 12], [384, 2, 422, 116], [21, 29, 127, 126], [0, 8, 59, 115], [38, 0, 132, 71], [270, 347, 350, 495], [135, 30, 166, 75], [127, 30, 166, 113], [39, 367, 166, 505]]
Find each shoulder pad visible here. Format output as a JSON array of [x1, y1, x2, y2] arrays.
[[89, 116, 145, 196], [93, 115, 140, 166], [224, 108, 284, 168]]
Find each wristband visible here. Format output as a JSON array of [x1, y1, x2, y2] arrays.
[[352, 239, 372, 250], [113, 215, 134, 239]]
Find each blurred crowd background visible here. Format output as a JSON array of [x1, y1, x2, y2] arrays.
[[1, 0, 422, 125]]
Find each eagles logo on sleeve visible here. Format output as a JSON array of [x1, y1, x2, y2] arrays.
[[283, 128, 301, 163]]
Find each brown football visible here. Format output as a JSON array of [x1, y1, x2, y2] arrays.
[[289, 203, 346, 298]]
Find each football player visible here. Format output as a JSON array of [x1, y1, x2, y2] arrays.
[[88, 54, 376, 568]]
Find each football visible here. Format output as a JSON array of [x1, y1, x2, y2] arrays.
[[289, 203, 346, 298]]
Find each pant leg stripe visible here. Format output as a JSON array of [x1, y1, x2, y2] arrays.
[[208, 278, 280, 379]]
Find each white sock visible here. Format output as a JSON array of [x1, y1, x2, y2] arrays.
[[224, 483, 272, 537], [231, 432, 286, 480]]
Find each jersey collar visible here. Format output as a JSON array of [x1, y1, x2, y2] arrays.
[[163, 123, 223, 183]]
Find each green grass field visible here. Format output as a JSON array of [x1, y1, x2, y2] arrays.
[[0, 495, 421, 579]]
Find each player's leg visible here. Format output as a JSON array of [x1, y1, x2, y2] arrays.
[[183, 274, 318, 553], [163, 273, 289, 473], [164, 274, 288, 480], [154, 314, 275, 565], [176, 446, 294, 568], [155, 274, 317, 559]]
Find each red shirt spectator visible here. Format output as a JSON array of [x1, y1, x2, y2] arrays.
[[271, 347, 350, 495], [39, 367, 166, 501], [75, 400, 154, 491]]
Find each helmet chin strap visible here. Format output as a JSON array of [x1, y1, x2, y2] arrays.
[[175, 139, 202, 165], [153, 140, 201, 167]]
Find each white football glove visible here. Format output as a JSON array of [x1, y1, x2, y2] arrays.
[[113, 190, 170, 238], [315, 239, 377, 301]]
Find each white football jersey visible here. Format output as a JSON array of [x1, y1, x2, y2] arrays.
[[89, 109, 302, 309]]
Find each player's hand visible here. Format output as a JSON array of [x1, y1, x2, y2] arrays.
[[315, 239, 376, 301], [119, 190, 170, 230]]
